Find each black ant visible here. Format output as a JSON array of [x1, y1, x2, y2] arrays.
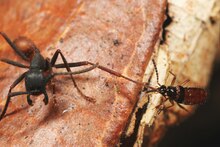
[[143, 59, 207, 111], [0, 32, 140, 120]]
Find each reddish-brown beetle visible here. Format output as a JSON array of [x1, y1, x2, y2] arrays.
[[144, 59, 207, 110]]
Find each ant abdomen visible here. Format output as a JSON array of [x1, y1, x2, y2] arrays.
[[13, 36, 38, 60], [183, 87, 207, 105]]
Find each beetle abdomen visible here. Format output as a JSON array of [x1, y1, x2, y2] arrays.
[[183, 88, 207, 105]]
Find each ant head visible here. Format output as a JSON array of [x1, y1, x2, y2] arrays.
[[13, 36, 37, 60], [158, 85, 167, 94]]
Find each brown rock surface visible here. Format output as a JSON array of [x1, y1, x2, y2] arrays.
[[0, 0, 166, 146]]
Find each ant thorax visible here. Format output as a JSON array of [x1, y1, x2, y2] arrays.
[[30, 53, 46, 70]]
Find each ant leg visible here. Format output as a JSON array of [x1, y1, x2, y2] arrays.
[[43, 91, 49, 105], [0, 58, 29, 68], [54, 61, 141, 84], [0, 32, 29, 61], [50, 49, 97, 103], [1, 92, 29, 119], [47, 64, 98, 81], [27, 94, 33, 106], [0, 72, 27, 120], [47, 63, 98, 103], [45, 58, 56, 94]]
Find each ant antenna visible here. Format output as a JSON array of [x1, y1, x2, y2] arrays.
[[152, 59, 161, 86]]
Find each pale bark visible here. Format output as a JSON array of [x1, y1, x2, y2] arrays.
[[125, 0, 220, 146]]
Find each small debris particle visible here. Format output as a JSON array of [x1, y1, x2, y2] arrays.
[[113, 39, 121, 46], [59, 38, 64, 43]]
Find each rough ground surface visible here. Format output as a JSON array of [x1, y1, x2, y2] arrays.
[[0, 0, 166, 146]]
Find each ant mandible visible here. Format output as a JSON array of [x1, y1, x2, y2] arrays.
[[0, 32, 140, 121], [143, 59, 207, 111]]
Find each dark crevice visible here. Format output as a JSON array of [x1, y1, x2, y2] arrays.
[[119, 61, 155, 146], [160, 4, 172, 45], [120, 102, 149, 147], [120, 4, 171, 146]]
